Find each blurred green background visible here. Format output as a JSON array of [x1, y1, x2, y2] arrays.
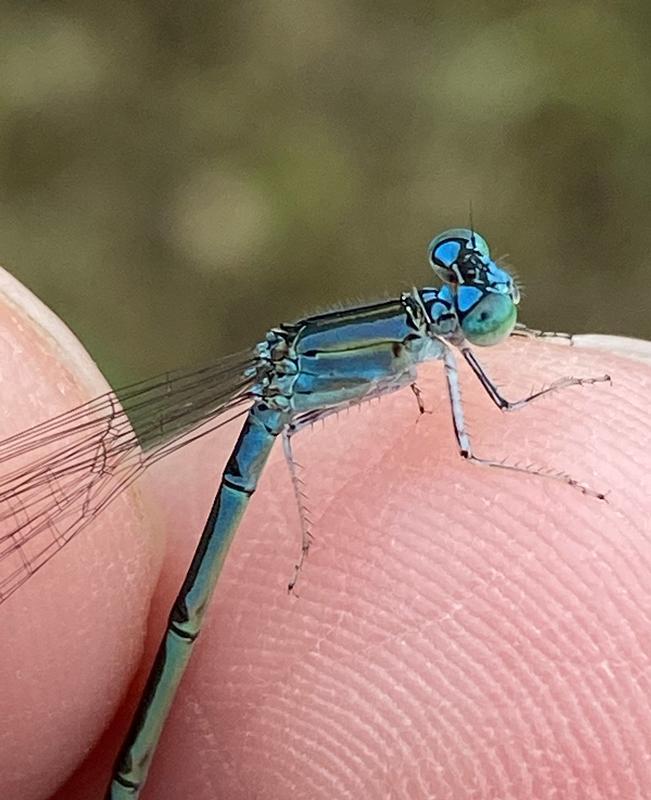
[[1, 1, 649, 387]]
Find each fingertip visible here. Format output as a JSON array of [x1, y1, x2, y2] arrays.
[[571, 333, 651, 366], [0, 265, 110, 402], [129, 338, 651, 798], [0, 268, 162, 799]]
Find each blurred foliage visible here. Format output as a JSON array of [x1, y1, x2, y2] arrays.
[[0, 0, 649, 386]]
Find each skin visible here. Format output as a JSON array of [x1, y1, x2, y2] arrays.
[[0, 268, 649, 800]]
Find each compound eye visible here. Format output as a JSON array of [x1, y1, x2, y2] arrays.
[[427, 228, 491, 283], [460, 291, 517, 346]]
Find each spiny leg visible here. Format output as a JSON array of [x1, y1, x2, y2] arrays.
[[410, 382, 430, 415], [283, 428, 314, 593], [512, 323, 575, 344], [461, 347, 610, 412], [283, 380, 421, 592], [443, 348, 606, 500]]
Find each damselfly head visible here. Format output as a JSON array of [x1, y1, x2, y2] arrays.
[[428, 228, 491, 284], [427, 228, 520, 347]]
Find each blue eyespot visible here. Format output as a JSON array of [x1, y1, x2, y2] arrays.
[[456, 285, 483, 313], [432, 240, 461, 269]]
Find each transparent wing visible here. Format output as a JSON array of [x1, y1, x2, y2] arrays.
[[0, 349, 258, 603]]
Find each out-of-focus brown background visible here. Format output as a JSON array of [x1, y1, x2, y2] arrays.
[[1, 2, 649, 386]]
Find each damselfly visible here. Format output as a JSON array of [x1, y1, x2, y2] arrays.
[[0, 229, 609, 798]]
